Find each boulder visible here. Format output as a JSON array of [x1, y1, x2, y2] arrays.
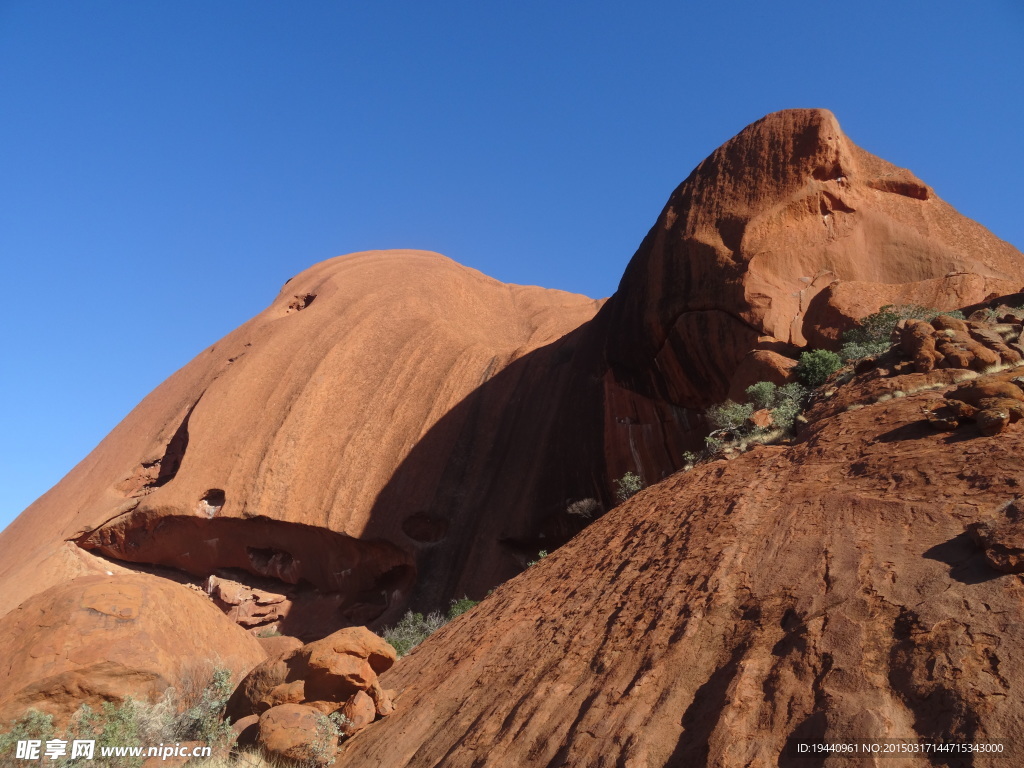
[[968, 501, 1024, 573], [229, 626, 397, 719], [0, 574, 265, 725], [339, 690, 377, 736], [232, 714, 260, 748], [258, 704, 337, 766], [299, 626, 398, 676]]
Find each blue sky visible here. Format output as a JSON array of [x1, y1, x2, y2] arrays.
[[2, 1, 1022, 528]]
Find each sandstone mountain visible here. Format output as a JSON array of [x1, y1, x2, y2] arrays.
[[2, 108, 1023, 764]]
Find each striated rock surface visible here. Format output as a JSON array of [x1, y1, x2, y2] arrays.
[[338, 362, 1024, 767]]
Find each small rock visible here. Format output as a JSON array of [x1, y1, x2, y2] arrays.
[[232, 714, 260, 747], [967, 501, 1024, 573], [340, 690, 377, 735], [258, 704, 338, 767], [748, 409, 774, 429]]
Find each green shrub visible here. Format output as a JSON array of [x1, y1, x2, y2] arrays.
[[447, 597, 478, 620], [526, 550, 549, 567], [614, 472, 644, 503], [743, 381, 809, 431], [794, 350, 843, 388], [0, 668, 237, 768], [0, 710, 55, 761], [381, 610, 447, 657], [840, 304, 966, 361], [705, 400, 754, 431], [704, 435, 724, 453], [173, 667, 233, 748], [744, 381, 778, 411]]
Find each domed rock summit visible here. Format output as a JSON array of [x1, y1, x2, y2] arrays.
[[2, 109, 1023, 766]]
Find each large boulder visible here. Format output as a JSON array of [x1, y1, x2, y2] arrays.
[[258, 704, 337, 767], [0, 573, 265, 724], [230, 626, 396, 720]]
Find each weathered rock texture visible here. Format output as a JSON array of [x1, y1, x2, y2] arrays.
[[2, 109, 1024, 759], [0, 573, 264, 723], [229, 626, 397, 726], [595, 108, 1024, 480], [338, 363, 1024, 767]]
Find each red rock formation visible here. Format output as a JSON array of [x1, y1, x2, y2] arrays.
[[0, 574, 264, 723], [337, 363, 1024, 766], [595, 109, 1022, 476], [0, 251, 603, 635], [2, 109, 1024, 755]]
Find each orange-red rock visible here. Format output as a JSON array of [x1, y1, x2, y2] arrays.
[[1, 108, 1024, 762], [258, 704, 336, 766], [0, 574, 264, 724], [339, 690, 376, 736], [0, 250, 603, 637], [301, 626, 397, 676], [229, 626, 396, 719], [337, 367, 1024, 767]]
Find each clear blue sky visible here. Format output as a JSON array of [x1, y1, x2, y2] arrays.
[[2, 1, 1022, 529]]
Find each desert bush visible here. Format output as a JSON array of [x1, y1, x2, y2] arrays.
[[566, 498, 601, 519], [381, 610, 447, 657], [172, 667, 233, 748], [794, 349, 843, 388], [744, 380, 778, 410], [614, 472, 644, 503], [381, 596, 481, 659], [0, 710, 55, 760], [742, 381, 808, 432], [447, 597, 479, 620], [704, 400, 754, 431], [0, 668, 235, 768], [840, 304, 966, 361]]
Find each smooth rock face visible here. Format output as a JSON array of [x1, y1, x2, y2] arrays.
[[0, 250, 603, 630], [0, 573, 264, 723]]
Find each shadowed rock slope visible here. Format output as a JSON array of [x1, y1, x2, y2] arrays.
[[338, 363, 1024, 767]]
